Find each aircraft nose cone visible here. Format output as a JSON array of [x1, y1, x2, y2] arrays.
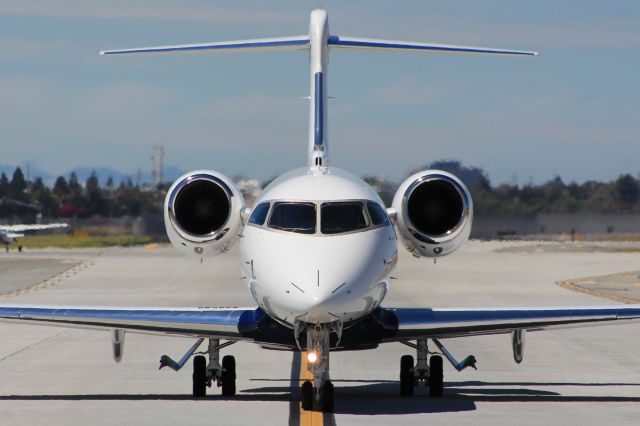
[[246, 228, 395, 324]]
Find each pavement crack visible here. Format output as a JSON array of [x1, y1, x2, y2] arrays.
[[0, 330, 68, 363]]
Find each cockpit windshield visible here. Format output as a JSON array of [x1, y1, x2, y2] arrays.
[[256, 199, 389, 235], [268, 202, 316, 234], [321, 202, 369, 234]]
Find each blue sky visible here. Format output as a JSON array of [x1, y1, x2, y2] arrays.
[[1, 1, 639, 185]]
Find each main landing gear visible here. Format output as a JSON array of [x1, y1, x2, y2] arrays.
[[400, 338, 476, 397], [158, 337, 236, 398], [299, 322, 337, 412], [192, 339, 237, 397]]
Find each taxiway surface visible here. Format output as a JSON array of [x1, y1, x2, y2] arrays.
[[0, 241, 639, 425]]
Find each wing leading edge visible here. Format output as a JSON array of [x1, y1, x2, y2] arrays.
[[380, 305, 640, 341], [0, 305, 265, 340], [4, 304, 639, 348]]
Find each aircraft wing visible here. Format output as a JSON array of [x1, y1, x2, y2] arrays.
[[0, 223, 68, 232], [380, 305, 640, 341], [0, 305, 264, 340]]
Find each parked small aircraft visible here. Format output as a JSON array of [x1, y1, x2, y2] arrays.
[[1, 9, 638, 413], [0, 223, 68, 252]]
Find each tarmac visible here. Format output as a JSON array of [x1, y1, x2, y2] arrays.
[[0, 240, 639, 425]]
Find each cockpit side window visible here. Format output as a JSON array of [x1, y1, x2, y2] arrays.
[[321, 202, 369, 234], [268, 202, 316, 234], [248, 202, 270, 226], [367, 202, 390, 226]]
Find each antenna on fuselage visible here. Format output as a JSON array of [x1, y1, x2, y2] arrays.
[[100, 9, 537, 173]]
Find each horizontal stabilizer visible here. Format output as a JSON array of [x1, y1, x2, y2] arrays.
[[100, 36, 310, 55], [328, 35, 537, 56]]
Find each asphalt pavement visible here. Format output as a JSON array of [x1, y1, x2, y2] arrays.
[[0, 241, 639, 425]]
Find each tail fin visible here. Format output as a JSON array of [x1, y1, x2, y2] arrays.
[[100, 9, 536, 172], [327, 35, 537, 56], [100, 36, 309, 55]]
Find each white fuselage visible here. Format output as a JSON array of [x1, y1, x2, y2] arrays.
[[240, 167, 398, 325]]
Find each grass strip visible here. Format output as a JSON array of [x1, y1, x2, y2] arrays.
[[18, 234, 156, 249]]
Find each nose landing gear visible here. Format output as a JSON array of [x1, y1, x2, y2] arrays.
[[298, 322, 337, 412]]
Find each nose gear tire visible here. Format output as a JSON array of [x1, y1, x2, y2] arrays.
[[301, 380, 314, 411]]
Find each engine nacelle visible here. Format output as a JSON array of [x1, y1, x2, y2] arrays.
[[164, 170, 245, 259], [392, 170, 473, 258]]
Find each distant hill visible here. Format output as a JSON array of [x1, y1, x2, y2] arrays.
[[0, 164, 52, 181]]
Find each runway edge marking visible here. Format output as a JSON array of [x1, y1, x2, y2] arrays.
[[0, 260, 91, 299]]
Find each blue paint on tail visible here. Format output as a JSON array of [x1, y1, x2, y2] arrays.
[[314, 72, 324, 148]]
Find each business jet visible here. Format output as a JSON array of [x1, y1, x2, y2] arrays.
[[0, 223, 68, 252], [1, 9, 639, 413]]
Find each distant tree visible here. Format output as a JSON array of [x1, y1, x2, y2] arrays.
[[68, 172, 81, 193], [0, 173, 8, 198], [9, 167, 28, 201], [542, 176, 567, 205], [30, 176, 47, 197], [114, 184, 143, 216], [418, 160, 491, 191], [85, 171, 106, 216], [363, 176, 396, 206], [86, 171, 99, 193], [614, 174, 639, 208], [68, 172, 85, 207], [53, 176, 69, 199], [30, 177, 57, 217]]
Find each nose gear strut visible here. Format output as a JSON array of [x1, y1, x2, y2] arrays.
[[296, 321, 340, 412]]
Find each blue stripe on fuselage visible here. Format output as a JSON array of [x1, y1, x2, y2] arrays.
[[314, 72, 323, 148]]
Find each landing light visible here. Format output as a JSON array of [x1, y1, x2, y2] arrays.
[[307, 352, 318, 364]]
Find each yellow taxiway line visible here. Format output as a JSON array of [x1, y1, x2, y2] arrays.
[[298, 351, 324, 425], [558, 270, 640, 304]]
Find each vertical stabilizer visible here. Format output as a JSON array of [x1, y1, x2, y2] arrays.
[[307, 9, 330, 172]]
